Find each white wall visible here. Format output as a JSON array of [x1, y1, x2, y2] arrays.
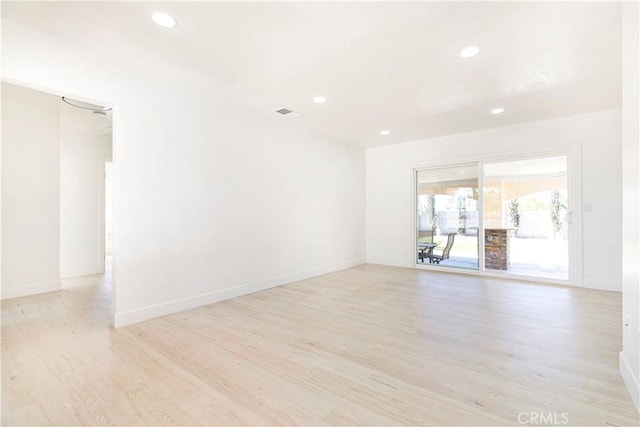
[[1, 86, 61, 298], [367, 109, 622, 291], [620, 1, 640, 411], [60, 109, 112, 279], [1, 19, 366, 325]]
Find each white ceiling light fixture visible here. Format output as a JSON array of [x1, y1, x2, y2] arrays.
[[151, 12, 177, 28], [491, 107, 505, 114], [313, 96, 327, 104], [460, 45, 480, 58], [380, 130, 390, 135]]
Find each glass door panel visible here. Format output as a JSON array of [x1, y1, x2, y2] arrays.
[[482, 156, 569, 280], [416, 164, 479, 270]]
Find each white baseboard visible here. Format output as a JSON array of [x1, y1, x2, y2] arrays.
[[112, 257, 366, 328], [620, 351, 640, 412], [1, 280, 62, 300], [581, 278, 621, 292]]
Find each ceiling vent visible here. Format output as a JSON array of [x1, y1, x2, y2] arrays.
[[275, 107, 301, 118]]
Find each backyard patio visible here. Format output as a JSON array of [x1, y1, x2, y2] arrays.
[[417, 234, 568, 280]]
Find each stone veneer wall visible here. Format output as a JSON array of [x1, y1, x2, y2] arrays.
[[485, 229, 510, 270]]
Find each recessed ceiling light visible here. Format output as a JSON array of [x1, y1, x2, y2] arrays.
[[313, 96, 327, 104], [380, 130, 390, 135], [151, 12, 177, 28], [491, 107, 505, 115], [460, 46, 480, 58]]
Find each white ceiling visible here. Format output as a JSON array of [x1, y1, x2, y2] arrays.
[[2, 1, 622, 148]]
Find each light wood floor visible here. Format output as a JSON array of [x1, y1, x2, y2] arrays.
[[2, 264, 638, 426]]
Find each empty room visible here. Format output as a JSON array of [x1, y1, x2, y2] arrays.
[[1, 1, 639, 426]]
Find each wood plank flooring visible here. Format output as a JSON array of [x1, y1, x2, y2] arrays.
[[2, 264, 638, 426]]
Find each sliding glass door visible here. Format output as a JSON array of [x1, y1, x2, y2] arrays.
[[416, 164, 479, 270], [482, 156, 569, 280], [415, 154, 571, 282]]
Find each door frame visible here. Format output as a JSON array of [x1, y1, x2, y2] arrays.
[[97, 158, 112, 274], [413, 162, 481, 271], [412, 147, 583, 287], [3, 77, 119, 325]]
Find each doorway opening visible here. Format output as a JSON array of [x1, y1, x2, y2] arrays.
[[1, 81, 115, 320], [104, 161, 113, 277]]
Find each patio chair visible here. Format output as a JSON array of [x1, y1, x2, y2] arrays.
[[430, 233, 456, 264]]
